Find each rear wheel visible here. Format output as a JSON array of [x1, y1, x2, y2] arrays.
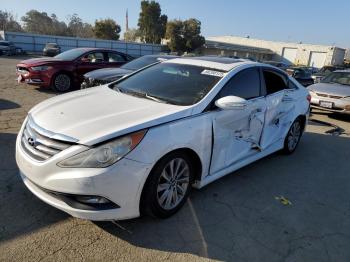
[[141, 152, 194, 218], [283, 118, 303, 154], [52, 73, 71, 92]]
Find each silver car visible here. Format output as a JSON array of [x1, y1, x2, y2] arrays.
[[308, 70, 350, 114]]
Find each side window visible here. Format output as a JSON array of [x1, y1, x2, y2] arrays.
[[262, 70, 288, 95], [84, 52, 104, 63], [108, 52, 126, 62], [288, 79, 299, 89], [218, 68, 261, 100]]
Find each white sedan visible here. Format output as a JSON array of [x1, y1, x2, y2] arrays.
[[16, 57, 310, 220]]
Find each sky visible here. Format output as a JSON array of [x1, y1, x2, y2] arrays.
[[1, 0, 349, 48]]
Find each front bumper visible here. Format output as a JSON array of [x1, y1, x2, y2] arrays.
[[16, 127, 152, 221], [16, 67, 51, 87], [310, 95, 350, 114]]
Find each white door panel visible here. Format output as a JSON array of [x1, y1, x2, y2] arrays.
[[211, 97, 266, 174], [260, 90, 296, 149]]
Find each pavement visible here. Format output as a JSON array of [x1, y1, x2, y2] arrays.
[[1, 56, 350, 262]]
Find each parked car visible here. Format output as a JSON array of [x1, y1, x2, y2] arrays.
[[16, 48, 133, 92], [0, 40, 16, 55], [81, 54, 178, 89], [311, 65, 344, 83], [43, 43, 61, 57], [263, 61, 290, 70], [16, 56, 310, 220], [308, 70, 350, 114], [286, 67, 315, 87]]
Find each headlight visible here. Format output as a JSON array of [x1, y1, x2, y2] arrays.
[[58, 130, 147, 168], [31, 65, 51, 71]]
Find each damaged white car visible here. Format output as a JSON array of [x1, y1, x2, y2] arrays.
[[16, 57, 310, 220]]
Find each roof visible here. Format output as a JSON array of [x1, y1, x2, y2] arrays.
[[204, 40, 274, 54], [165, 56, 251, 71]]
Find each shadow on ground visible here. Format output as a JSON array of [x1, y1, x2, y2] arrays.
[[0, 99, 20, 110], [0, 133, 68, 243], [94, 132, 350, 261], [1, 130, 350, 261]]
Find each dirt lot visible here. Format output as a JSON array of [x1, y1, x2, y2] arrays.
[[1, 56, 350, 262]]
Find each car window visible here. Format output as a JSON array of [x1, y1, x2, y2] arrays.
[[84, 52, 105, 63], [263, 70, 288, 95], [218, 68, 261, 100], [113, 63, 224, 106], [288, 80, 299, 89], [108, 52, 126, 62], [121, 56, 159, 70], [321, 72, 350, 86]]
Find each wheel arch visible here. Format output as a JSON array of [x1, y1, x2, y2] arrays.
[[139, 147, 203, 213]]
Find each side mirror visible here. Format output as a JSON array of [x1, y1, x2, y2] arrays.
[[215, 96, 248, 110]]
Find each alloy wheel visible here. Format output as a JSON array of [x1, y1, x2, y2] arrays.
[[54, 74, 71, 92], [287, 121, 301, 151], [156, 158, 190, 210]]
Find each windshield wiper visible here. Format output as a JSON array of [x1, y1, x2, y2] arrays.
[[145, 93, 168, 104]]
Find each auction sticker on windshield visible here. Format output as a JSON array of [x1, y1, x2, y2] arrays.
[[201, 69, 225, 77]]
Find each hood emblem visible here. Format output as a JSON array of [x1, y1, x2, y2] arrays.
[[28, 137, 37, 147]]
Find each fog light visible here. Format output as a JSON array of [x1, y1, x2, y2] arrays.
[[75, 195, 110, 204]]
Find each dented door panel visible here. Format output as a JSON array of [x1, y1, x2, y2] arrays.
[[210, 97, 266, 174]]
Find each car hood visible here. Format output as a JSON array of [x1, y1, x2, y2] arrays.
[[18, 57, 64, 66], [84, 68, 133, 81], [29, 86, 192, 145], [308, 83, 350, 97]]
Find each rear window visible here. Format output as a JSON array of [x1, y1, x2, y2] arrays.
[[113, 63, 224, 106]]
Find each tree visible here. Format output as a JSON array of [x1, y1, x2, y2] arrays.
[[182, 19, 205, 52], [94, 18, 121, 40], [123, 28, 140, 42], [0, 10, 22, 32], [165, 20, 185, 52], [68, 14, 94, 38], [22, 10, 55, 35], [138, 0, 167, 44], [165, 18, 205, 54]]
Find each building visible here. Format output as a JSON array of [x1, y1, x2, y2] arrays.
[[203, 35, 346, 68]]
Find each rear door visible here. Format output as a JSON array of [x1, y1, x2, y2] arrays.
[[259, 68, 296, 149], [210, 67, 267, 174]]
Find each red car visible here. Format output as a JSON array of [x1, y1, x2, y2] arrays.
[[16, 48, 133, 92]]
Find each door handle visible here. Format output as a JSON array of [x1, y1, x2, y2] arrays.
[[282, 96, 295, 102]]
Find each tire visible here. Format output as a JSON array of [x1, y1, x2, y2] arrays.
[[140, 152, 194, 218], [282, 118, 303, 154], [52, 73, 72, 92]]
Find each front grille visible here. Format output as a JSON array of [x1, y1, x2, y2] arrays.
[[81, 77, 109, 89], [21, 119, 73, 161], [316, 92, 344, 99]]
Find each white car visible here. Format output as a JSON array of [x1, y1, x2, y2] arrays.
[[16, 57, 310, 221]]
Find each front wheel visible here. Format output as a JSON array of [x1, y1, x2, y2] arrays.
[[141, 152, 194, 218], [283, 118, 303, 154], [52, 73, 71, 92]]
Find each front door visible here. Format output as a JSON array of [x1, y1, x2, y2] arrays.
[[76, 51, 107, 83], [259, 69, 295, 149], [210, 67, 267, 174]]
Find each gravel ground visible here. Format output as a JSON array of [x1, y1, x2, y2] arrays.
[[1, 56, 350, 262]]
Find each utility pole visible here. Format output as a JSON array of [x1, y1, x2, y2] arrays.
[[126, 9, 129, 32]]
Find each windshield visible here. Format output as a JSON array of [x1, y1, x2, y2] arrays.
[[121, 56, 160, 71], [113, 63, 224, 106], [54, 49, 87, 60], [46, 43, 58, 48], [321, 72, 350, 86]]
